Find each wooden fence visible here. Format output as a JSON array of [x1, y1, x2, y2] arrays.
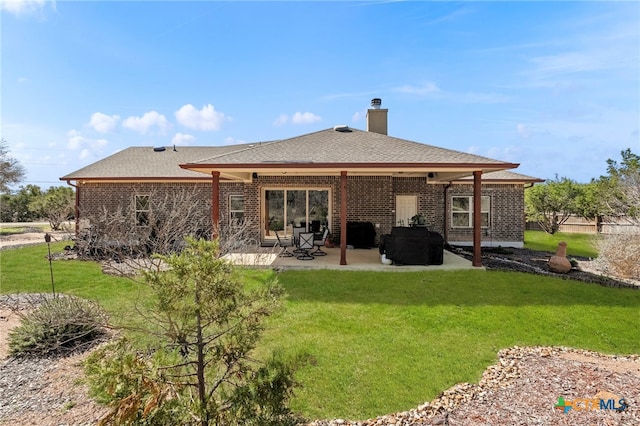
[[526, 215, 640, 235]]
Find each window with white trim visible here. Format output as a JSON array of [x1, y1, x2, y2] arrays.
[[229, 194, 245, 223], [135, 195, 150, 226], [451, 196, 490, 227]]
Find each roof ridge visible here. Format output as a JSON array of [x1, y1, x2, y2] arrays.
[[190, 140, 278, 163], [187, 129, 343, 163]]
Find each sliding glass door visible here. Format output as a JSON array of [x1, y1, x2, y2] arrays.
[[263, 189, 330, 240]]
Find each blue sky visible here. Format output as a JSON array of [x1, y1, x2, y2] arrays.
[[2, 0, 638, 189]]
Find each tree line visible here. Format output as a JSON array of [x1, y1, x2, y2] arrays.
[[2, 138, 74, 228], [525, 149, 639, 234], [1, 184, 75, 229]]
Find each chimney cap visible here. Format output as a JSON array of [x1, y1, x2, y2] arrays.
[[371, 98, 382, 109]]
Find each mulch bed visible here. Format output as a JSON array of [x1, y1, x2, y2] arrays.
[[450, 246, 638, 290]]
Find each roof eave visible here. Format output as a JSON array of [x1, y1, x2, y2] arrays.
[[180, 161, 520, 173], [60, 176, 216, 184]]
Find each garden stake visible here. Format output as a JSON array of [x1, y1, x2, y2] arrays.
[[44, 233, 56, 296]]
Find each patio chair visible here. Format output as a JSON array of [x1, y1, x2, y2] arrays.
[[297, 232, 315, 260], [274, 230, 294, 257], [292, 226, 305, 253], [312, 227, 330, 256]]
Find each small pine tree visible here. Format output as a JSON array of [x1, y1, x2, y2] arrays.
[[86, 237, 303, 426]]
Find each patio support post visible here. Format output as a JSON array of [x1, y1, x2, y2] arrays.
[[473, 170, 482, 267], [340, 171, 347, 265], [211, 171, 220, 240]]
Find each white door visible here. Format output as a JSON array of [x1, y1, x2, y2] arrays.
[[395, 195, 417, 227]]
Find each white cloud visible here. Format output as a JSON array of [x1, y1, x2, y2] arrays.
[[487, 145, 520, 162], [466, 146, 480, 155], [271, 111, 321, 126], [89, 112, 120, 133], [395, 82, 441, 96], [273, 114, 289, 127], [175, 104, 226, 131], [291, 112, 321, 124], [171, 133, 194, 146], [79, 148, 91, 160], [468, 144, 520, 162], [0, 0, 54, 16], [67, 129, 107, 154], [122, 111, 170, 135], [528, 51, 613, 77], [222, 136, 246, 145], [67, 129, 85, 150], [519, 13, 639, 87], [352, 110, 365, 123], [517, 123, 531, 139]]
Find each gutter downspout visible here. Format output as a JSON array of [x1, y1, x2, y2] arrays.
[[64, 180, 79, 237], [443, 183, 452, 244], [211, 171, 220, 240]]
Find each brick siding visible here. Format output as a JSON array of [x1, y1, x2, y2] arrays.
[[77, 178, 525, 246], [447, 183, 525, 245]]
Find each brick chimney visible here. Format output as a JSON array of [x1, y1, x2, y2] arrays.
[[366, 98, 388, 135]]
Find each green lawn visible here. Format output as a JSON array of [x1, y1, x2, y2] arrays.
[[0, 224, 51, 235], [264, 269, 639, 419], [2, 242, 638, 421], [0, 242, 147, 324], [524, 230, 599, 258]]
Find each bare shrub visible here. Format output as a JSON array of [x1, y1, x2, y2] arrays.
[[593, 233, 640, 280], [75, 187, 212, 275], [74, 187, 277, 276], [77, 187, 211, 259]]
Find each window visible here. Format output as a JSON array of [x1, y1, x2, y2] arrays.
[[135, 195, 150, 226], [229, 194, 244, 223], [264, 189, 330, 239], [452, 196, 490, 227]]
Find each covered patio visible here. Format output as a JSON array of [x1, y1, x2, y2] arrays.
[[223, 246, 476, 271]]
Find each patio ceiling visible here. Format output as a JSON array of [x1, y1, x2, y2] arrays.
[[181, 162, 519, 183]]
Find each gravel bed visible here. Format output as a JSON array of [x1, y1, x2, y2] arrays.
[[0, 294, 110, 426], [0, 357, 74, 420]]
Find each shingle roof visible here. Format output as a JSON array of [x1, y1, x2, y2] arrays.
[[456, 170, 545, 183], [187, 128, 507, 166], [61, 127, 532, 182], [60, 145, 256, 180]]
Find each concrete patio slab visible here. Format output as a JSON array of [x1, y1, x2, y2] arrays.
[[224, 246, 478, 271]]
